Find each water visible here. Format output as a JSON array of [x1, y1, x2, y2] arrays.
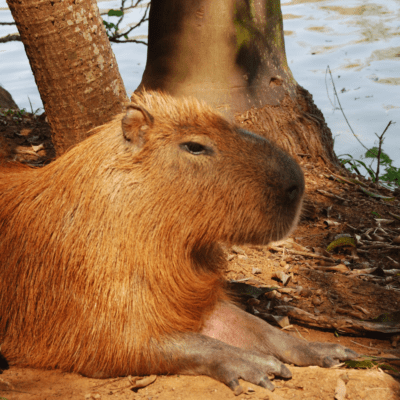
[[281, 0, 400, 170], [0, 0, 399, 169]]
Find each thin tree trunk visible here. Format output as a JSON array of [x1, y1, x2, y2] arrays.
[[138, 0, 338, 167], [7, 0, 128, 156]]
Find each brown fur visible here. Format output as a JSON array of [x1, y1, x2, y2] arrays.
[[0, 91, 304, 377]]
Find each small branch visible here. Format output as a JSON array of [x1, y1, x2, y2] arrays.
[[375, 135, 383, 183], [270, 246, 337, 262], [0, 22, 16, 25], [100, 0, 149, 16], [0, 33, 21, 43], [110, 2, 149, 42], [102, 0, 149, 45], [109, 37, 147, 45], [350, 340, 381, 350], [374, 121, 392, 183], [326, 66, 369, 151], [115, 0, 127, 34]]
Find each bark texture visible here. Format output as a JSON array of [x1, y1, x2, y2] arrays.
[[6, 0, 128, 156]]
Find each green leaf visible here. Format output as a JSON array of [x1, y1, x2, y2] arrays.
[[381, 166, 400, 184], [108, 9, 123, 17], [365, 147, 379, 159], [359, 186, 396, 201], [351, 159, 376, 181], [365, 147, 392, 165], [339, 159, 351, 166], [389, 212, 400, 221]]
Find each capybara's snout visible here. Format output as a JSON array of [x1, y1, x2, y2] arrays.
[[239, 127, 304, 206], [274, 149, 305, 207], [230, 128, 305, 244]]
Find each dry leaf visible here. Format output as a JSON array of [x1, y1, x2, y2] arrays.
[[32, 143, 44, 152], [323, 220, 341, 227], [334, 378, 347, 400], [130, 375, 157, 389]]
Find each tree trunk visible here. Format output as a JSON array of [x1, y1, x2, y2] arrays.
[[6, 0, 128, 157], [138, 0, 338, 166]]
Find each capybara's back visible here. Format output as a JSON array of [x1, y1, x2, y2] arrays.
[[0, 91, 305, 383]]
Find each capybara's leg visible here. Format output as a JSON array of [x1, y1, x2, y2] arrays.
[[157, 333, 292, 394], [201, 302, 358, 368]]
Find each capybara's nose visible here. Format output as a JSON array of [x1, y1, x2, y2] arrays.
[[280, 168, 305, 209], [286, 184, 301, 203]]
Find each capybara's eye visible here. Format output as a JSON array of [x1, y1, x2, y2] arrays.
[[181, 142, 207, 155]]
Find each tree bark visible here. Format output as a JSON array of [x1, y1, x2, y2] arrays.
[[138, 0, 338, 166], [6, 0, 128, 156]]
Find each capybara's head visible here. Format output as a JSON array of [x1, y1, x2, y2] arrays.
[[116, 91, 304, 247]]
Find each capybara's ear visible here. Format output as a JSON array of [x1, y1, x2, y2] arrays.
[[122, 104, 154, 147]]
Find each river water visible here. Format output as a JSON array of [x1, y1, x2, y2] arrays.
[[0, 0, 399, 169]]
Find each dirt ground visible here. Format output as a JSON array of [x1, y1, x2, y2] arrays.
[[1, 108, 400, 400]]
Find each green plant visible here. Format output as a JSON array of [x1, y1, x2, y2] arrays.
[[27, 96, 43, 115], [365, 146, 400, 186], [2, 108, 26, 118], [325, 66, 399, 188], [339, 146, 400, 188]]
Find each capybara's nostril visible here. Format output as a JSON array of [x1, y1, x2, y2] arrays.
[[286, 185, 300, 202]]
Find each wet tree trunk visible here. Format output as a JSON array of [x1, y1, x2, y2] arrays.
[[6, 0, 128, 156], [138, 0, 338, 166]]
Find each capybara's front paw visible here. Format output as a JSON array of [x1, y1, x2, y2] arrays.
[[209, 351, 292, 394], [178, 338, 293, 394], [300, 342, 359, 368]]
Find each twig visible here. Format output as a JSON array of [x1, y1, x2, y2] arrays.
[[294, 326, 307, 341], [374, 121, 393, 183], [271, 247, 336, 262], [100, 0, 149, 16], [316, 189, 347, 202], [350, 340, 382, 350], [348, 161, 362, 176], [296, 273, 313, 281], [109, 37, 148, 45], [115, 0, 127, 34], [91, 377, 124, 389], [0, 33, 21, 43], [2, 388, 33, 394], [106, 0, 150, 44], [326, 66, 368, 151]]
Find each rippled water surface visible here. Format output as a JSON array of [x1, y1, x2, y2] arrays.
[[0, 0, 399, 166]]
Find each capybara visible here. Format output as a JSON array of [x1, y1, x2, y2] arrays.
[[0, 91, 357, 393]]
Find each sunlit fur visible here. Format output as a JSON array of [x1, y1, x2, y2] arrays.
[[0, 91, 304, 377]]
